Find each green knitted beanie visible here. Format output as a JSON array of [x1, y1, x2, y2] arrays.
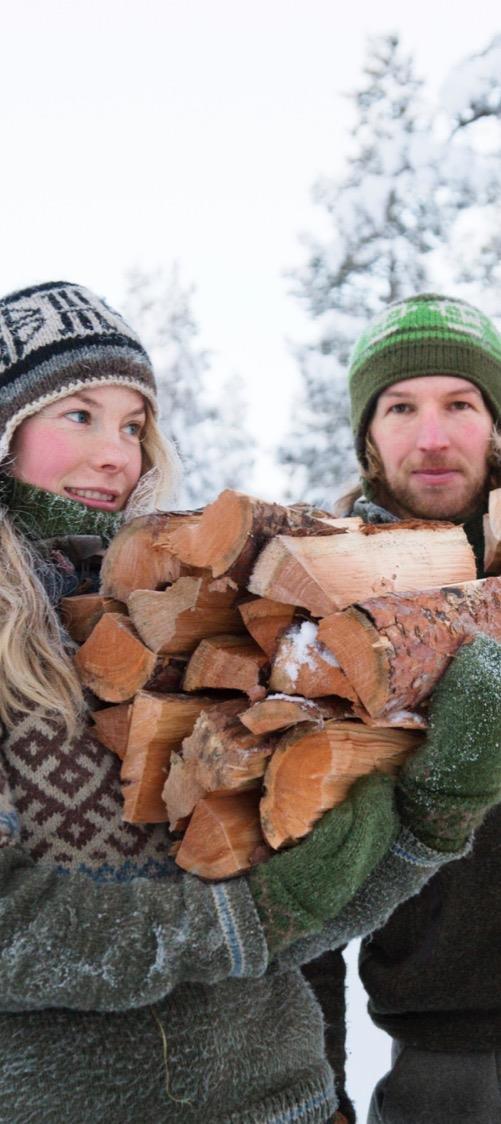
[[348, 293, 501, 462]]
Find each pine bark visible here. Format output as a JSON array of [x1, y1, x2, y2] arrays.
[[318, 576, 501, 719]]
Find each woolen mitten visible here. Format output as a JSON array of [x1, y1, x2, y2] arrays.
[[397, 634, 501, 852], [250, 772, 399, 955]]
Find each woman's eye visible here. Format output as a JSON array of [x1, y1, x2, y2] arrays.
[[65, 409, 90, 424], [124, 421, 143, 437]]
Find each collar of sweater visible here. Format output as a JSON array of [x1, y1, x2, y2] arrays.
[[0, 476, 123, 544]]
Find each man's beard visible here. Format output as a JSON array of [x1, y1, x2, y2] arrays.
[[371, 457, 490, 523]]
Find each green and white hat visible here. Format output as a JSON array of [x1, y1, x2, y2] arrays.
[[348, 293, 501, 462], [0, 280, 158, 463]]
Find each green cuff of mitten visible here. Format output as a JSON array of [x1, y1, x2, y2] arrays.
[[250, 772, 399, 955], [397, 784, 495, 852]]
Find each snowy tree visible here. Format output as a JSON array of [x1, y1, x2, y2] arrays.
[[436, 36, 501, 320], [123, 267, 255, 508], [442, 36, 501, 129], [280, 33, 501, 504]]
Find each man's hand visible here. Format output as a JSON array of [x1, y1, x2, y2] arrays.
[[397, 634, 501, 851], [250, 772, 399, 955]]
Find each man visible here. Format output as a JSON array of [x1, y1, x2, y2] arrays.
[[337, 292, 501, 1123]]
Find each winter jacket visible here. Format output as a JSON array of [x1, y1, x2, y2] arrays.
[[356, 499, 501, 1053], [0, 527, 464, 1123]]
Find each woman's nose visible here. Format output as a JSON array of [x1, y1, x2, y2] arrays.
[[89, 431, 130, 471]]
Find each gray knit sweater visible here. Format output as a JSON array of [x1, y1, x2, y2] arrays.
[[0, 536, 466, 1123]]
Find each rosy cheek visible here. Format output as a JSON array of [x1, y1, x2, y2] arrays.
[[13, 430, 78, 489]]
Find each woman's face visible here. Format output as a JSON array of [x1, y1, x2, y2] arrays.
[[10, 385, 146, 511]]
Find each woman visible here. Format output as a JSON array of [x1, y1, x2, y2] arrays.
[[0, 280, 498, 1124]]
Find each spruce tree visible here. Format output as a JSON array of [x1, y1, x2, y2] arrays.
[[123, 267, 255, 507], [281, 34, 445, 503]]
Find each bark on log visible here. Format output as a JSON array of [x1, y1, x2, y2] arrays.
[[74, 612, 158, 702], [99, 511, 202, 601], [61, 594, 124, 643], [120, 691, 213, 823], [318, 576, 501, 719], [484, 489, 501, 576], [238, 597, 296, 658], [260, 720, 422, 849], [127, 575, 242, 654], [248, 521, 476, 616], [174, 789, 264, 879], [183, 634, 268, 700], [164, 488, 355, 585]]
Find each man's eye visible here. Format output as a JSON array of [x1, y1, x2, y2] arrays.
[[388, 403, 411, 414], [450, 400, 471, 410]]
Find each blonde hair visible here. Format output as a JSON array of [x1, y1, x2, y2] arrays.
[[0, 402, 180, 738]]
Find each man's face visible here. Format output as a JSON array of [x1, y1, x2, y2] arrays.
[[369, 375, 493, 521]]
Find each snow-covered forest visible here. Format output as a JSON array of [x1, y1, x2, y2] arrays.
[[124, 32, 501, 509]]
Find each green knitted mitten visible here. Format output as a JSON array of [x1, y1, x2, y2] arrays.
[[397, 634, 501, 852], [250, 771, 398, 955]]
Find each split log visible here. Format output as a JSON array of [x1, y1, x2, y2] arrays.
[[183, 634, 268, 700], [92, 702, 132, 758], [162, 752, 207, 830], [240, 695, 347, 735], [74, 612, 158, 702], [174, 789, 265, 879], [128, 575, 242, 654], [164, 699, 273, 827], [318, 576, 501, 719], [165, 488, 355, 584], [99, 511, 202, 601], [352, 703, 428, 730], [238, 597, 296, 658], [145, 655, 187, 694], [269, 621, 358, 700], [484, 489, 501, 576], [120, 691, 213, 823], [260, 720, 422, 849], [248, 521, 476, 617], [181, 699, 273, 790], [61, 594, 124, 643]]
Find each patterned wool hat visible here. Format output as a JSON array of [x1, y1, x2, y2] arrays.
[[348, 293, 501, 462], [0, 280, 157, 462]]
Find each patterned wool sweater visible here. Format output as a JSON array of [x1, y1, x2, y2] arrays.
[[0, 493, 466, 1123]]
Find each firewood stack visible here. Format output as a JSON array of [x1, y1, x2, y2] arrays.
[[62, 488, 501, 880]]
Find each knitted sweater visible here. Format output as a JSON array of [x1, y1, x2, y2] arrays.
[[0, 515, 466, 1122]]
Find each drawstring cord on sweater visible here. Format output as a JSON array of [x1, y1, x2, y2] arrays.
[[149, 1005, 193, 1106]]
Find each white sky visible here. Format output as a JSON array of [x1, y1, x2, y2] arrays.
[[2, 2, 501, 1113], [3, 0, 501, 494]]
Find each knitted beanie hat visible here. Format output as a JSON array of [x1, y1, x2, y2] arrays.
[[0, 280, 157, 462], [348, 293, 501, 462]]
